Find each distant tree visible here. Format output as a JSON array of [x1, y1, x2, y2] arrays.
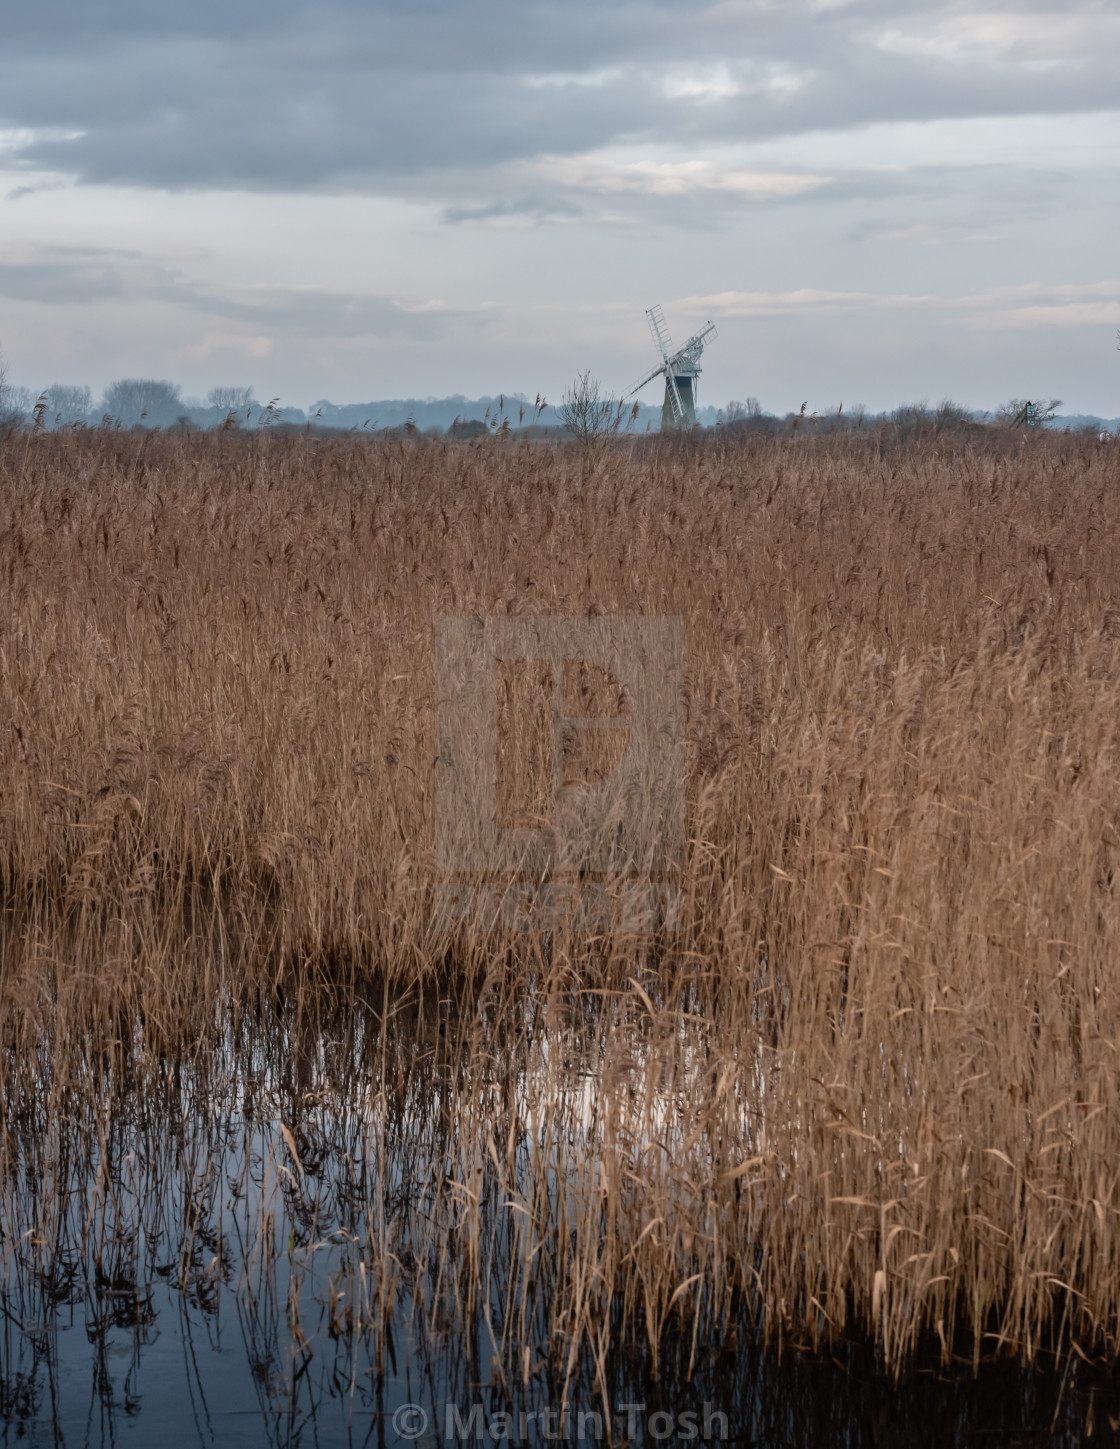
[[717, 398, 764, 428], [891, 401, 931, 428], [559, 371, 624, 447], [206, 385, 255, 413], [0, 352, 33, 429], [934, 399, 973, 427], [2, 386, 35, 426], [102, 378, 183, 428], [44, 384, 92, 427]]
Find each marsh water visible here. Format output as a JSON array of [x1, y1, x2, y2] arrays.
[[4, 1286, 1114, 1448], [0, 993, 1114, 1448]]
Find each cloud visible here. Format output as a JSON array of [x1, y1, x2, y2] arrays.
[[442, 196, 586, 225], [678, 279, 1120, 328], [875, 10, 1120, 65], [530, 155, 830, 201], [0, 246, 157, 304], [0, 244, 477, 342], [0, 125, 85, 156], [662, 67, 744, 103], [2, 1, 1119, 199]]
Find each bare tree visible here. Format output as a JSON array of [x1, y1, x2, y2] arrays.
[[44, 385, 93, 427], [717, 398, 763, 427], [558, 371, 625, 447], [102, 378, 183, 428], [0, 354, 31, 429], [206, 385, 255, 413]]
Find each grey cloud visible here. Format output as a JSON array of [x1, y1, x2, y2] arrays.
[[0, 246, 473, 341], [0, 252, 148, 305], [442, 196, 586, 224], [3, 2, 1118, 198]]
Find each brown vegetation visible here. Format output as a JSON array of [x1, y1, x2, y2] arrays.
[[3, 425, 1120, 1389]]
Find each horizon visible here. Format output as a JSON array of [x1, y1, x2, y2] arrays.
[[2, 337, 1118, 426], [4, 377, 1119, 431]]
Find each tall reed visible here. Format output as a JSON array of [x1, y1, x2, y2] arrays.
[[2, 425, 1120, 1379]]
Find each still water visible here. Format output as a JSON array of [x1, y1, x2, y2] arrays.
[[4, 1279, 1114, 1448], [1, 994, 1114, 1447]]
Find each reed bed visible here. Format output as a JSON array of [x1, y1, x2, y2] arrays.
[[2, 425, 1120, 1391]]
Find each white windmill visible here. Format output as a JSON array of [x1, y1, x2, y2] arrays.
[[628, 305, 718, 432]]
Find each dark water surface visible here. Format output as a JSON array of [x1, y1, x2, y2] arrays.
[[2, 995, 1116, 1448], [4, 1283, 1117, 1448]]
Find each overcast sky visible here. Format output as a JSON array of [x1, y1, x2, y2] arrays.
[[1, 0, 1118, 415]]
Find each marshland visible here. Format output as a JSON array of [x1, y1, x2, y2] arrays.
[[3, 422, 1120, 1444]]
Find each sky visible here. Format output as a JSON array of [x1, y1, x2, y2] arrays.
[[1, 1, 1119, 417]]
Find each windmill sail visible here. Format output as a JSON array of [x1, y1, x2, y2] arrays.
[[627, 307, 718, 431]]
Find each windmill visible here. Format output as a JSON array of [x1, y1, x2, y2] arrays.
[[628, 305, 718, 432], [1009, 399, 1060, 429]]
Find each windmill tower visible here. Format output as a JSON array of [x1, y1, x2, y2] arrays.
[[628, 305, 718, 431]]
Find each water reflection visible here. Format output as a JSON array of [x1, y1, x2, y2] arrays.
[[0, 991, 1115, 1446]]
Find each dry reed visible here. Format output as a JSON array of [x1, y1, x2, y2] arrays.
[[3, 424, 1120, 1390]]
